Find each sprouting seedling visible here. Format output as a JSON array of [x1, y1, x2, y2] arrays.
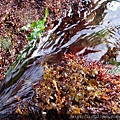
[[16, 8, 48, 61], [5, 8, 48, 77], [20, 8, 48, 41]]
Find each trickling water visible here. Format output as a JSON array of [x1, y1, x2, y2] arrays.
[[0, 0, 120, 114]]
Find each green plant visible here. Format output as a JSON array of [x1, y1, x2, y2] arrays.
[[5, 8, 48, 77], [20, 8, 48, 41], [0, 8, 48, 92], [94, 29, 108, 38]]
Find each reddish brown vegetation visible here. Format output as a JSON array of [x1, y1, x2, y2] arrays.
[[12, 54, 120, 119]]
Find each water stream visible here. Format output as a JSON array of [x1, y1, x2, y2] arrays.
[[0, 0, 120, 114]]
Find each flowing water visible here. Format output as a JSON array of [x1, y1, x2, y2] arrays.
[[0, 0, 120, 114]]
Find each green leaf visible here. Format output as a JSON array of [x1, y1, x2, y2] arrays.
[[30, 22, 37, 28], [45, 7, 49, 19], [94, 29, 108, 38], [109, 60, 120, 66], [27, 8, 48, 41], [5, 8, 49, 76]]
